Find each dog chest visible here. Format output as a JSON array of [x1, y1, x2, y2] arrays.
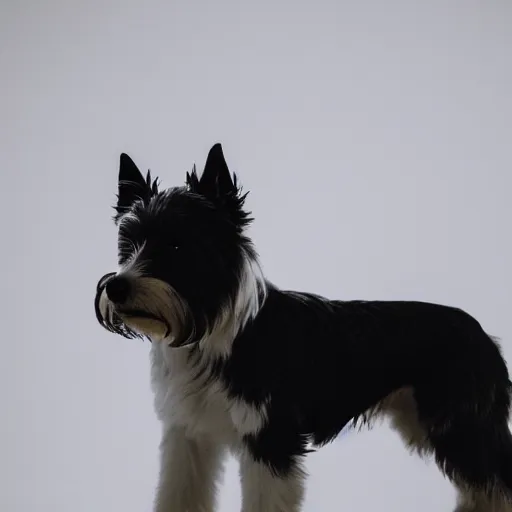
[[150, 344, 267, 442]]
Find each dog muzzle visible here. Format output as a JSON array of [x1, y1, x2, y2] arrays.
[[94, 272, 191, 346]]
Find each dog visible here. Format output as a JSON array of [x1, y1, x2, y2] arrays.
[[95, 143, 512, 512]]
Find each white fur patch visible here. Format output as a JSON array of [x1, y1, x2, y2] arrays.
[[229, 399, 268, 435], [240, 449, 306, 512], [151, 343, 265, 443], [154, 426, 225, 512]]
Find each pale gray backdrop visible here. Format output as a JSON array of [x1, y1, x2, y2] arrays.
[[2, 0, 511, 510]]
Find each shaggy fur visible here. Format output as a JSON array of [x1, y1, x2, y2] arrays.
[[95, 144, 512, 511]]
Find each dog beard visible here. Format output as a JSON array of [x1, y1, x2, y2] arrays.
[[95, 274, 193, 346]]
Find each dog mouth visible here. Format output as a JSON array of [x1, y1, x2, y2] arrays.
[[118, 308, 163, 323], [116, 308, 172, 340]]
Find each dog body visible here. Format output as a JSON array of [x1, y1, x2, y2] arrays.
[[95, 144, 512, 511]]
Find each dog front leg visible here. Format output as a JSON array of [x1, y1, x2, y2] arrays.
[[239, 450, 306, 512], [154, 426, 225, 512]]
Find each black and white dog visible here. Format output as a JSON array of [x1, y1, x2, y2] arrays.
[[95, 144, 512, 512]]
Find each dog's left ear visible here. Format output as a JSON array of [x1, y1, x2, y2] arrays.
[[189, 144, 236, 198], [114, 153, 159, 222], [201, 143, 238, 198], [186, 143, 251, 228]]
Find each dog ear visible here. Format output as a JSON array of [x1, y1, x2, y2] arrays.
[[114, 153, 159, 221], [186, 144, 253, 229], [196, 143, 237, 199]]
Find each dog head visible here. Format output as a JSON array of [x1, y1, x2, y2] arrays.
[[94, 144, 266, 351]]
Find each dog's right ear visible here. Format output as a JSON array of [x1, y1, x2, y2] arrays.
[[114, 153, 159, 222]]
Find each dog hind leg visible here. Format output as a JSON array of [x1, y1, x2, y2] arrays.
[[383, 387, 434, 458], [429, 418, 512, 512], [384, 385, 512, 511], [415, 365, 512, 512]]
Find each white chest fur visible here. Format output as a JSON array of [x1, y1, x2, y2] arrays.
[[150, 343, 268, 445]]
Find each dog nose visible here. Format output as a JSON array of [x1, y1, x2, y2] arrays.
[[105, 276, 131, 304]]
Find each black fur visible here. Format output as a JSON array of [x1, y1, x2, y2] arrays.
[[226, 289, 512, 487], [95, 143, 512, 507]]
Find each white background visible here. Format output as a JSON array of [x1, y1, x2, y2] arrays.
[[2, 0, 511, 510]]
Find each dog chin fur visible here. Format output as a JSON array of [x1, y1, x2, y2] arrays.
[[95, 144, 512, 512]]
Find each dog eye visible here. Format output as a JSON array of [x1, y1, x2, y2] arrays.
[[165, 235, 182, 251]]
